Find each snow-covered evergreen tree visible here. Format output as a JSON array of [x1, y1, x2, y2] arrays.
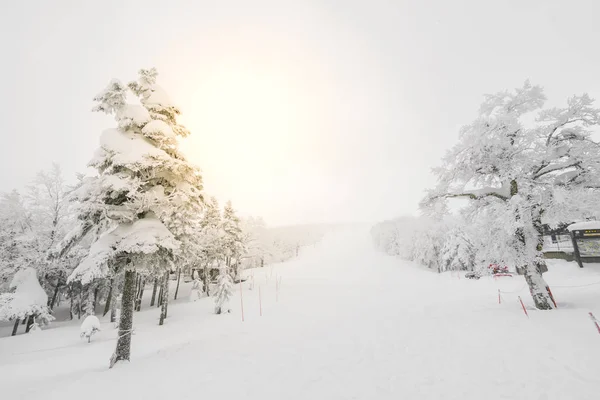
[[214, 264, 233, 314], [221, 201, 246, 280], [59, 68, 203, 366], [197, 197, 223, 295], [423, 81, 600, 309], [0, 268, 54, 336]]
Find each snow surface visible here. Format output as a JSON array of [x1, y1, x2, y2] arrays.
[[568, 221, 600, 231], [2, 228, 600, 399]]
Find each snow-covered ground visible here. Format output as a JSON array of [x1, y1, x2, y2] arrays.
[[1, 227, 600, 400]]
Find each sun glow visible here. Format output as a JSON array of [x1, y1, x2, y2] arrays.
[[178, 62, 326, 221]]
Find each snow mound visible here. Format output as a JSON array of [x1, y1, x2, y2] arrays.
[[80, 315, 101, 342]]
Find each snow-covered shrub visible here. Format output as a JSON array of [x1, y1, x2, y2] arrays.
[[0, 268, 54, 329], [80, 315, 101, 343], [214, 265, 233, 314]]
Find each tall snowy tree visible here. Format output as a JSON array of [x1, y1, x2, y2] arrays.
[[423, 81, 600, 309], [221, 201, 246, 280], [59, 68, 203, 367], [197, 197, 223, 295]]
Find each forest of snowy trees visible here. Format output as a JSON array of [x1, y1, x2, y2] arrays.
[[0, 68, 324, 365], [373, 81, 600, 310]]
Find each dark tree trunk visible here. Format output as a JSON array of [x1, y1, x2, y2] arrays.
[[77, 287, 82, 319], [157, 284, 163, 308], [103, 279, 114, 317], [203, 265, 210, 296], [150, 278, 158, 307], [93, 286, 100, 312], [69, 285, 74, 320], [12, 319, 20, 336], [174, 268, 182, 300], [159, 273, 169, 325], [136, 278, 145, 311], [49, 283, 61, 310], [25, 315, 35, 333], [110, 270, 136, 368]]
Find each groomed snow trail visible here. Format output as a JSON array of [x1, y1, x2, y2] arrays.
[[2, 227, 600, 400]]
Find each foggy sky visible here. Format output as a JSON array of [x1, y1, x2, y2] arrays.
[[1, 0, 599, 226]]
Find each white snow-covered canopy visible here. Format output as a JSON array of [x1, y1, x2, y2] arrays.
[[69, 215, 180, 284], [567, 221, 600, 231]]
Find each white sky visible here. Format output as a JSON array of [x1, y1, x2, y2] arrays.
[[1, 0, 600, 226]]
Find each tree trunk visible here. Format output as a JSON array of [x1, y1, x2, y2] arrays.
[[157, 284, 163, 308], [523, 263, 553, 310], [77, 287, 82, 319], [25, 315, 35, 333], [110, 294, 120, 324], [159, 273, 169, 325], [174, 268, 182, 300], [203, 265, 210, 296], [69, 285, 74, 320], [110, 270, 136, 368], [103, 279, 114, 317], [93, 286, 100, 312], [150, 278, 158, 307], [11, 319, 20, 336], [136, 278, 145, 311], [49, 283, 61, 310]]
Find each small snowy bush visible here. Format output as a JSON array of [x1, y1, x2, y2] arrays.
[[80, 315, 101, 343]]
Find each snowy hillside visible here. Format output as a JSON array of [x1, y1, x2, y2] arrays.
[[1, 228, 599, 400]]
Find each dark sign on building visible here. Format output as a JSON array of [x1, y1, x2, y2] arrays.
[[569, 227, 600, 268]]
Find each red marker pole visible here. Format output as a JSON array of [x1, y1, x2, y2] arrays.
[[518, 296, 529, 318], [259, 285, 262, 317], [590, 312, 600, 335], [240, 281, 245, 322], [547, 286, 557, 309]]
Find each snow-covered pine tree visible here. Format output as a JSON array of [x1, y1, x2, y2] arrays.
[[128, 68, 204, 322], [214, 264, 233, 314], [198, 197, 223, 295], [423, 81, 600, 309], [221, 201, 246, 281], [60, 68, 203, 367], [0, 268, 54, 335]]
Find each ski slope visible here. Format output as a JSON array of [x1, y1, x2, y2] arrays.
[[1, 227, 600, 399]]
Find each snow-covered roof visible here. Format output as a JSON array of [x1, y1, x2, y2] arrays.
[[567, 221, 600, 231]]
